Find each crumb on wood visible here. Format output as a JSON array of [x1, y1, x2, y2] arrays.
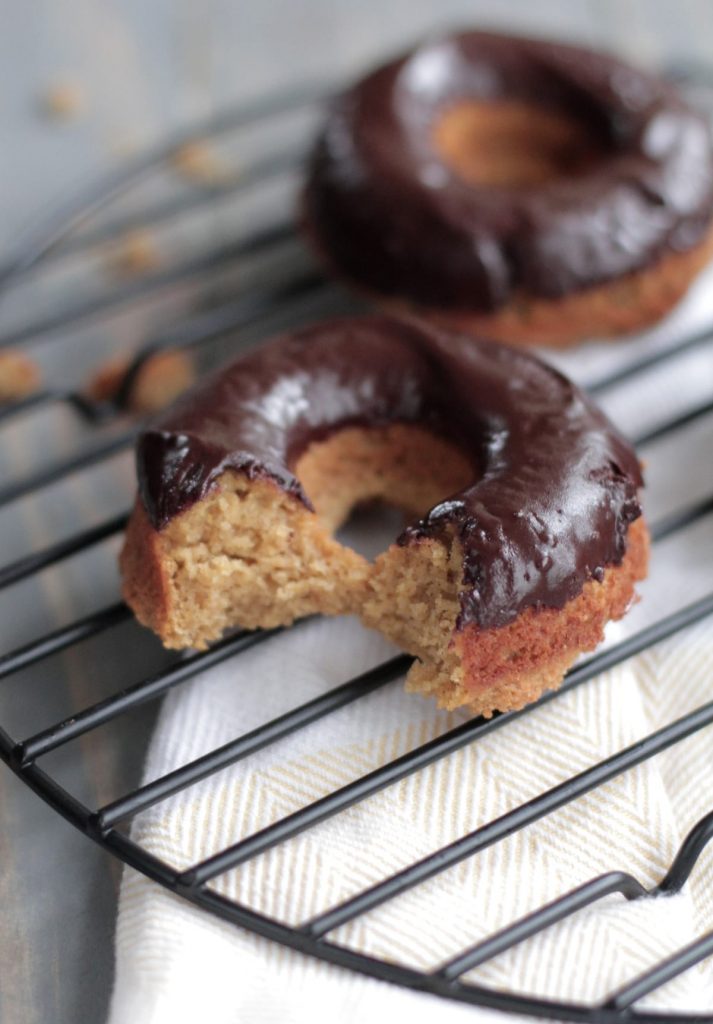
[[129, 349, 195, 412], [86, 349, 195, 413], [0, 350, 42, 400], [108, 229, 160, 278], [85, 356, 128, 405], [170, 141, 230, 185], [40, 81, 86, 120]]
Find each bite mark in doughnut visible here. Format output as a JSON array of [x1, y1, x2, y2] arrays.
[[120, 316, 648, 717]]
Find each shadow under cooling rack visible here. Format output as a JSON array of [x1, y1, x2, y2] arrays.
[[1, 75, 713, 1023]]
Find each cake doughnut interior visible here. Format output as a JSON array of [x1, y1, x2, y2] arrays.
[[304, 30, 713, 347], [120, 316, 648, 718]]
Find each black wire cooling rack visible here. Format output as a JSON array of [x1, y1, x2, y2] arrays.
[[1, 75, 713, 1023]]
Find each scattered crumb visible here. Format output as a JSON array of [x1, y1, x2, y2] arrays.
[[0, 350, 42, 400], [85, 356, 128, 405], [40, 81, 86, 121], [86, 349, 194, 413], [130, 350, 195, 412], [107, 229, 160, 277], [170, 141, 230, 185]]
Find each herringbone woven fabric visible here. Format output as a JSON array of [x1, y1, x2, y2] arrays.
[[108, 273, 713, 1024]]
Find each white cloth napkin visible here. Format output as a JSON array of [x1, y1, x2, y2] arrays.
[[108, 268, 713, 1024]]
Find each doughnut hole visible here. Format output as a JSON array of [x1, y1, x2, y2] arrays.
[[433, 100, 607, 187], [296, 425, 477, 696], [295, 424, 473, 534]]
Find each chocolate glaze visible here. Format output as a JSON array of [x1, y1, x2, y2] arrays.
[[304, 30, 713, 312], [137, 315, 643, 631]]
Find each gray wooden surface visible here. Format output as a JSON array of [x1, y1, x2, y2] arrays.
[[1, 3, 712, 1022]]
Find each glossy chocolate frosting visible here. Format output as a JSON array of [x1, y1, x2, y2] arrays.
[[137, 316, 643, 630], [304, 30, 713, 312]]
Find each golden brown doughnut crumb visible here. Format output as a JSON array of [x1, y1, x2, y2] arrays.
[[86, 349, 194, 413], [129, 350, 195, 412], [86, 356, 127, 406], [170, 141, 230, 185], [0, 350, 42, 400], [40, 81, 86, 120], [107, 230, 160, 278], [120, 424, 648, 717]]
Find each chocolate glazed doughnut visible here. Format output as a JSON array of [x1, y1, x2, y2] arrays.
[[304, 31, 713, 347], [120, 316, 649, 718]]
